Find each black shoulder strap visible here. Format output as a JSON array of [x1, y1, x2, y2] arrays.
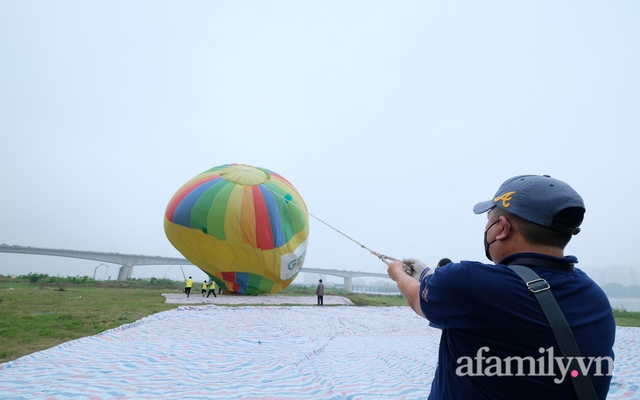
[[508, 265, 598, 400]]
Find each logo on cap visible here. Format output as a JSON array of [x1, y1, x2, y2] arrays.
[[493, 191, 516, 208]]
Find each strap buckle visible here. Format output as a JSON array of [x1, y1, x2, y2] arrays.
[[526, 278, 550, 293]]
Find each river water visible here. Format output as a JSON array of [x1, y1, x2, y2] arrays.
[[608, 297, 640, 312]]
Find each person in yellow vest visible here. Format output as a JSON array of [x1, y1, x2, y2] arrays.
[[185, 276, 193, 298], [201, 281, 208, 297], [206, 280, 217, 298]]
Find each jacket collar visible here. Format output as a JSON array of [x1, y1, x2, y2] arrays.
[[500, 253, 576, 271]]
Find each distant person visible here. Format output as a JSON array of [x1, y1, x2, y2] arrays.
[[387, 174, 615, 399], [185, 276, 193, 298], [207, 280, 217, 298], [201, 281, 208, 297], [316, 279, 325, 306], [436, 258, 452, 268]]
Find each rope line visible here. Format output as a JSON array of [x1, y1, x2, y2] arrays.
[[264, 185, 398, 266]]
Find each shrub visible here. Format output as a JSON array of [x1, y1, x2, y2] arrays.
[[20, 273, 50, 283]]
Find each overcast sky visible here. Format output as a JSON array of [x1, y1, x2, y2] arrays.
[[1, 1, 638, 283]]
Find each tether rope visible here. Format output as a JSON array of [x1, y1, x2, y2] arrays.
[[265, 186, 398, 266]]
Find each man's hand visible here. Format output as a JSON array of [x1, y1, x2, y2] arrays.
[[387, 260, 407, 282], [402, 258, 432, 280]]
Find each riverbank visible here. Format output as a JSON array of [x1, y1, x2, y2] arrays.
[[609, 297, 640, 312]]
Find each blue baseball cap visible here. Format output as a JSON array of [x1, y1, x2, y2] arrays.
[[473, 175, 585, 234]]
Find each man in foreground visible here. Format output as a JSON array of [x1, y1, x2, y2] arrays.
[[387, 175, 615, 399]]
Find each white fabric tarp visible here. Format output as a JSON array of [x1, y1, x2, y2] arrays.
[[0, 305, 637, 399]]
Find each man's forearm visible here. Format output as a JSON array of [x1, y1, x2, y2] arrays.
[[388, 260, 425, 317], [397, 275, 424, 317]]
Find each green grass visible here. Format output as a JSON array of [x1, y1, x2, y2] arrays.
[[280, 284, 408, 306], [1, 279, 638, 363], [0, 282, 179, 363], [612, 309, 640, 327], [343, 293, 407, 306]]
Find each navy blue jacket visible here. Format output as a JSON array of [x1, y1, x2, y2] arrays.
[[421, 253, 615, 400]]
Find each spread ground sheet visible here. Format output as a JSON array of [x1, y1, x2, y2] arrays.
[[0, 305, 638, 399]]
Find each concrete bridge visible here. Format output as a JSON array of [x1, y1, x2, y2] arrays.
[[0, 244, 190, 281], [0, 244, 390, 291], [300, 267, 390, 291]]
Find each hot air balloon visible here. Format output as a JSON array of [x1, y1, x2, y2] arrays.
[[164, 164, 309, 295]]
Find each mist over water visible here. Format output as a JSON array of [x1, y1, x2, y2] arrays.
[[608, 298, 640, 312], [581, 265, 640, 287]]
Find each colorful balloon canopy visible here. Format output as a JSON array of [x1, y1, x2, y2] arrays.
[[164, 164, 309, 295]]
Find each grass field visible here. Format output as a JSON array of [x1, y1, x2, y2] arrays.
[[0, 281, 179, 363], [1, 278, 637, 363]]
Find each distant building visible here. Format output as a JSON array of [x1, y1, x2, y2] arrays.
[[302, 273, 325, 285], [581, 265, 640, 287], [352, 279, 367, 288]]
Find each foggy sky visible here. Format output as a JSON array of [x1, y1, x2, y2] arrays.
[[1, 1, 639, 283]]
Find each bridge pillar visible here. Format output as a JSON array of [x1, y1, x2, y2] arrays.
[[343, 277, 352, 292], [117, 264, 133, 281]]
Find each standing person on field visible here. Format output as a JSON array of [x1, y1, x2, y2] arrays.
[[207, 280, 217, 298], [315, 279, 325, 306], [201, 281, 208, 297], [387, 175, 615, 400], [184, 276, 193, 298]]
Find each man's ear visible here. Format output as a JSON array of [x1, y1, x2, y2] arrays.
[[495, 216, 512, 240]]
